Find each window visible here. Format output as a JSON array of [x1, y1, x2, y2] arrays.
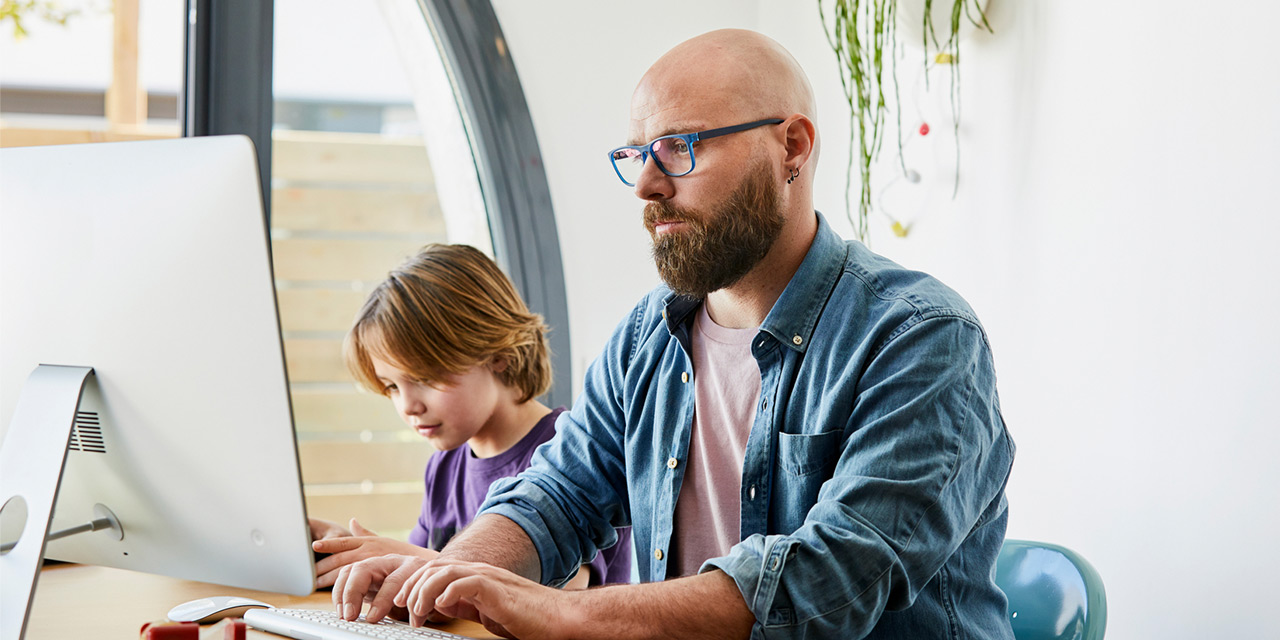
[[2, 0, 568, 542], [271, 0, 495, 538], [0, 0, 182, 146], [269, 0, 569, 539]]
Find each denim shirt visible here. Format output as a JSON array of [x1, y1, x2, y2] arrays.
[[481, 212, 1016, 639]]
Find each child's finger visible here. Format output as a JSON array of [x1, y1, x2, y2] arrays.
[[315, 549, 362, 579], [313, 536, 365, 554], [316, 566, 341, 589], [349, 518, 377, 536]]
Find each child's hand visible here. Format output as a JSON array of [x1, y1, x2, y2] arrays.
[[308, 517, 353, 541], [313, 519, 439, 588]]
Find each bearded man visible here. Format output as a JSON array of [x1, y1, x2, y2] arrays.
[[334, 28, 1016, 640]]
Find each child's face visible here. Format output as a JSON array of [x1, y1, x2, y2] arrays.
[[370, 355, 503, 452]]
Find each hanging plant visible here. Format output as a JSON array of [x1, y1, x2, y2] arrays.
[[819, 0, 991, 241]]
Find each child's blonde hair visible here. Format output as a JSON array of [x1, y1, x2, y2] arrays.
[[344, 244, 551, 403]]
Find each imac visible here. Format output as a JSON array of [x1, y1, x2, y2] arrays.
[[0, 136, 316, 639]]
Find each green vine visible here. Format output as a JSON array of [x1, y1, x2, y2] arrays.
[[819, 0, 991, 241]]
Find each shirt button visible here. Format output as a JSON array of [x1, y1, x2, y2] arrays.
[[771, 557, 780, 570], [681, 372, 689, 383], [667, 457, 678, 469], [749, 485, 756, 500], [654, 549, 664, 561], [792, 335, 803, 345]]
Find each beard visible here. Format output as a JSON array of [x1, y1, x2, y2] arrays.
[[644, 161, 785, 298]]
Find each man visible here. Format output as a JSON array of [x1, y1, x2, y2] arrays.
[[334, 28, 1015, 639]]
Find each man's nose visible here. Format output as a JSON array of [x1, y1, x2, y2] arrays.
[[633, 155, 674, 201]]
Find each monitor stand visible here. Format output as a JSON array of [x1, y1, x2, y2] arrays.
[[1, 365, 124, 640]]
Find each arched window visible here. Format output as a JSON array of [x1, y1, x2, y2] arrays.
[[185, 0, 569, 537]]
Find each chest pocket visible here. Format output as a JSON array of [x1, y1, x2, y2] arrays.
[[777, 430, 843, 476], [772, 431, 844, 532]]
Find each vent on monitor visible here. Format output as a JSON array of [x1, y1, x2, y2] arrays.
[[68, 411, 106, 453]]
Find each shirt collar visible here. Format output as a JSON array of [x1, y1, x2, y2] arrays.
[[662, 211, 847, 354], [759, 211, 846, 353]]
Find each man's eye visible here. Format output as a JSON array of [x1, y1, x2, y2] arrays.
[[673, 139, 690, 154]]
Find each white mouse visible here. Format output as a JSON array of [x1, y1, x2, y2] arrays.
[[167, 596, 271, 623]]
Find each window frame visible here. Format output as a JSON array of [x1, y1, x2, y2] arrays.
[[182, 0, 573, 408]]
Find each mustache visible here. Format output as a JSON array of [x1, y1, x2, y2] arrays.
[[643, 201, 700, 231]]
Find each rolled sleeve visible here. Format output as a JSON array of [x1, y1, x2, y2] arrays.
[[480, 476, 585, 587], [706, 314, 1012, 638], [478, 301, 644, 587]]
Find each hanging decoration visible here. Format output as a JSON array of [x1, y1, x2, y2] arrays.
[[819, 0, 991, 241]]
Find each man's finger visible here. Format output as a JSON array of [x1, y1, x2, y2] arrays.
[[394, 564, 431, 610], [365, 560, 421, 623], [332, 565, 352, 610], [408, 562, 482, 622], [338, 562, 380, 620], [435, 575, 494, 622]]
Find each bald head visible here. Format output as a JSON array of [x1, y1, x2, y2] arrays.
[[631, 29, 816, 140]]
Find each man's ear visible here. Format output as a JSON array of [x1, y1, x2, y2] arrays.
[[782, 114, 817, 170]]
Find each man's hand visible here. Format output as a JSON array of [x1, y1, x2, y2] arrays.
[[390, 559, 755, 640], [332, 554, 433, 623], [397, 558, 574, 639], [312, 519, 438, 588]]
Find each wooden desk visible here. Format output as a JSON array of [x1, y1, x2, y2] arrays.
[[27, 563, 500, 639]]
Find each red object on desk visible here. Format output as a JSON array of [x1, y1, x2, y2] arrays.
[[140, 621, 199, 639], [140, 618, 246, 640], [215, 619, 247, 640]]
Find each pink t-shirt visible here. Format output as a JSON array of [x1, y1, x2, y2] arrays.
[[671, 304, 761, 577]]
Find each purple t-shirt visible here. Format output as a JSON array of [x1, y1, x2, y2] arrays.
[[408, 407, 632, 585]]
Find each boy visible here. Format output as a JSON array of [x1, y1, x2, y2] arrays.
[[309, 244, 631, 590]]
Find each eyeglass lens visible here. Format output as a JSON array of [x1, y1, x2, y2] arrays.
[[611, 136, 693, 185]]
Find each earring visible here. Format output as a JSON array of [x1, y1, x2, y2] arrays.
[[786, 168, 799, 184]]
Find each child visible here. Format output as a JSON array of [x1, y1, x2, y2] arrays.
[[309, 244, 631, 589]]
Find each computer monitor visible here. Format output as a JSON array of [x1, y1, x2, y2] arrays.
[[0, 136, 316, 639]]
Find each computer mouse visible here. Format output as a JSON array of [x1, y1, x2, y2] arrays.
[[167, 596, 271, 623]]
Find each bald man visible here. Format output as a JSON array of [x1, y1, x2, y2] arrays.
[[333, 29, 1015, 640]]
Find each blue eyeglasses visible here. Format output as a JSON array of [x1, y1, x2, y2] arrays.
[[607, 118, 785, 186]]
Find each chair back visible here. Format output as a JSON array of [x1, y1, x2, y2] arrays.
[[994, 539, 1107, 640]]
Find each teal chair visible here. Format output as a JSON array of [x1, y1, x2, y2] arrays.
[[994, 539, 1107, 640]]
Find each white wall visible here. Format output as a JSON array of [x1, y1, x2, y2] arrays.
[[493, 1, 1280, 637]]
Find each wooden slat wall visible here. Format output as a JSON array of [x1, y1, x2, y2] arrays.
[[275, 290, 369, 333], [303, 493, 424, 540], [291, 388, 398, 433], [0, 125, 175, 148], [273, 187, 444, 234], [271, 238, 431, 282], [299, 441, 434, 485], [273, 131, 449, 537]]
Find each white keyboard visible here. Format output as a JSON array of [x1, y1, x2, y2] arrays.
[[243, 607, 477, 640]]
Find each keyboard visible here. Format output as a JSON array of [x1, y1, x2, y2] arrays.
[[243, 607, 477, 640]]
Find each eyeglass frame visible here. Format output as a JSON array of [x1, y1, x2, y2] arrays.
[[607, 118, 785, 186]]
